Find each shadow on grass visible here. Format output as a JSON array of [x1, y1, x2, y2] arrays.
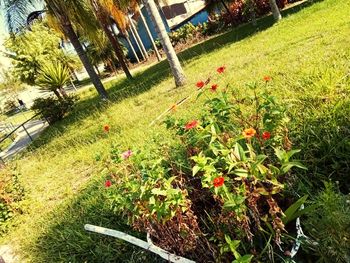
[[30, 178, 165, 263], [29, 0, 318, 151]]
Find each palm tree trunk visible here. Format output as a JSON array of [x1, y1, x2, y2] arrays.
[[107, 59, 117, 74], [128, 16, 149, 60], [62, 23, 108, 99], [53, 89, 63, 100], [143, 0, 186, 87], [139, 6, 161, 61], [102, 24, 132, 79], [126, 34, 140, 63], [70, 69, 79, 82], [128, 27, 145, 61], [111, 25, 140, 64], [94, 64, 101, 76], [59, 87, 68, 98], [269, 0, 282, 21]]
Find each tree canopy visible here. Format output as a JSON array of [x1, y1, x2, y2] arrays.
[[4, 21, 80, 85]]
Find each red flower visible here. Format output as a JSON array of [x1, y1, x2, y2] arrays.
[[196, 81, 205, 89], [213, 176, 225, 187], [185, 120, 199, 130], [217, 66, 226, 74], [242, 128, 256, 139], [262, 131, 271, 140], [105, 180, 112, 188], [210, 84, 218, 92], [103, 124, 110, 132], [263, 76, 272, 82]]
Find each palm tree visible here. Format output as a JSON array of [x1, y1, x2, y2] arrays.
[[143, 0, 186, 87], [269, 0, 282, 21], [37, 62, 70, 99], [89, 0, 132, 79], [138, 5, 161, 61], [128, 15, 149, 60], [2, 0, 109, 99]]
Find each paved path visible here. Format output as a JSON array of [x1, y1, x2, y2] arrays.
[[0, 245, 18, 263], [0, 120, 48, 161]]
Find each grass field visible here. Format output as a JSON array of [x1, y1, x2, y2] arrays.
[[1, 0, 349, 261]]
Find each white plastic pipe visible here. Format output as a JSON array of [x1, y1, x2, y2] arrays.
[[84, 224, 195, 263]]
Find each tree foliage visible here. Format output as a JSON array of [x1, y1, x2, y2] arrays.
[[4, 22, 78, 85], [37, 62, 71, 99]]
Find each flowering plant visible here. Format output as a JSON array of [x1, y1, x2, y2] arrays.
[[105, 69, 307, 261]]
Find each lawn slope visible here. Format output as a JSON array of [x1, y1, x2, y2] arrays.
[[1, 0, 349, 261]]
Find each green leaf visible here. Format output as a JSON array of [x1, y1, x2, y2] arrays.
[[149, 196, 155, 205], [281, 161, 307, 174], [151, 188, 167, 196], [233, 254, 253, 263], [224, 235, 241, 256], [193, 165, 201, 176], [283, 195, 308, 224], [286, 149, 301, 160], [234, 143, 246, 161], [233, 168, 248, 178], [274, 148, 284, 162]]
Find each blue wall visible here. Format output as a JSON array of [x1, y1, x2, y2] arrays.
[[123, 7, 209, 61]]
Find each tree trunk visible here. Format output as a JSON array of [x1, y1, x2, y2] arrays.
[[139, 6, 161, 61], [128, 16, 149, 60], [269, 0, 282, 21], [111, 25, 140, 64], [70, 69, 79, 82], [62, 23, 108, 99], [102, 24, 133, 79], [126, 34, 140, 63], [107, 59, 117, 74], [70, 78, 77, 91], [59, 87, 68, 98], [144, 0, 186, 87], [53, 89, 63, 100], [94, 64, 101, 76], [128, 27, 145, 61]]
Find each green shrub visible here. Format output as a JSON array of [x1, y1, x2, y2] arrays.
[[31, 95, 78, 124], [0, 167, 24, 234], [105, 73, 307, 262], [301, 183, 350, 262], [3, 99, 18, 115], [169, 23, 198, 47]]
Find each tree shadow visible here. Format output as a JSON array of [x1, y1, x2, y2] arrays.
[[27, 179, 166, 263], [27, 0, 319, 151]]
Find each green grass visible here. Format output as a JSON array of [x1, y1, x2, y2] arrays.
[[0, 137, 14, 151], [1, 0, 350, 261], [1, 110, 35, 125]]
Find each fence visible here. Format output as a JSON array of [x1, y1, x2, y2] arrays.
[[0, 113, 45, 165]]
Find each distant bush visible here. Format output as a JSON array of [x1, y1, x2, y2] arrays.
[[162, 0, 300, 50], [3, 99, 18, 115], [222, 0, 288, 26], [31, 95, 78, 124], [0, 167, 24, 234]]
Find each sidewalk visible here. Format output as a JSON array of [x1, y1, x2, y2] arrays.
[[0, 120, 48, 161]]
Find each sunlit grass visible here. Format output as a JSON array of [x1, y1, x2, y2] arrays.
[[1, 110, 35, 126], [1, 0, 349, 261]]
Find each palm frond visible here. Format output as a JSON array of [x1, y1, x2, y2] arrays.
[[1, 0, 40, 33]]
